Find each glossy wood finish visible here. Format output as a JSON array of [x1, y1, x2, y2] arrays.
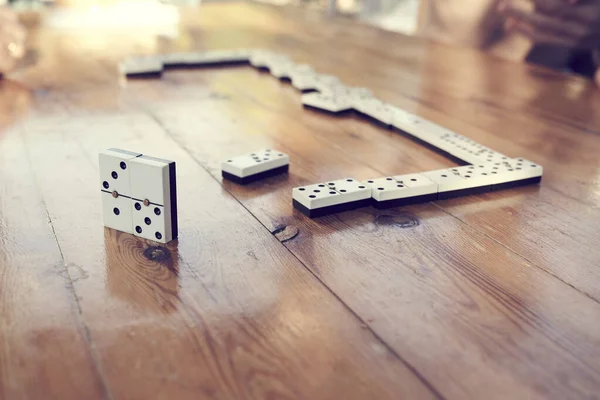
[[2, 2, 600, 399]]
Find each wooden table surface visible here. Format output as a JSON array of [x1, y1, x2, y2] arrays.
[[2, 2, 600, 399]]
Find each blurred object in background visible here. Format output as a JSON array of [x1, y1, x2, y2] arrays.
[[0, 5, 27, 75], [43, 0, 179, 37], [359, 0, 419, 34]]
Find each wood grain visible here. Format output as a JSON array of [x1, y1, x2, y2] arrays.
[[2, 2, 600, 399], [133, 67, 600, 399], [13, 105, 437, 399], [0, 83, 106, 399]]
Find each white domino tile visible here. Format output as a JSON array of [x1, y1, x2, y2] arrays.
[[163, 50, 250, 67], [423, 169, 470, 193], [249, 50, 280, 68], [488, 158, 543, 184], [119, 56, 163, 76], [313, 74, 343, 94], [392, 173, 439, 197], [292, 178, 370, 210], [445, 165, 497, 188], [353, 98, 396, 125], [301, 92, 353, 113], [221, 149, 289, 178], [364, 174, 438, 203], [291, 73, 319, 91]]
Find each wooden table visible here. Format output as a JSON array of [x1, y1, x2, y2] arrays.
[[2, 2, 600, 399]]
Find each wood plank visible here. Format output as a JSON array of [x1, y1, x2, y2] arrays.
[[209, 62, 600, 302], [0, 118, 107, 398], [151, 3, 600, 303], [125, 68, 600, 398], [16, 103, 438, 400], [4, 2, 600, 399]]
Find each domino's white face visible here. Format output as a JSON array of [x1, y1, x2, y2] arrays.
[[221, 149, 289, 179], [301, 92, 352, 113], [99, 150, 141, 234], [365, 174, 437, 202], [99, 150, 139, 196], [101, 191, 134, 234], [292, 178, 371, 210], [131, 200, 169, 243]]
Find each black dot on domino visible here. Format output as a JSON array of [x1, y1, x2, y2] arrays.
[[309, 195, 316, 198], [155, 232, 162, 240], [154, 207, 161, 215], [340, 189, 347, 192], [103, 181, 109, 189], [113, 207, 120, 215], [144, 217, 151, 225], [329, 191, 336, 194], [120, 161, 127, 170], [111, 171, 118, 179], [299, 188, 305, 191], [135, 202, 142, 210], [136, 226, 142, 233]]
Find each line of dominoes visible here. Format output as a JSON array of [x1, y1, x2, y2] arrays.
[[120, 49, 543, 219]]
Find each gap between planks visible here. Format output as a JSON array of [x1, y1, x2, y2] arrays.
[[20, 128, 114, 400], [205, 71, 600, 302], [139, 106, 447, 400]]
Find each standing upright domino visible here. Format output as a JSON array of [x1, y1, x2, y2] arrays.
[[99, 149, 178, 244]]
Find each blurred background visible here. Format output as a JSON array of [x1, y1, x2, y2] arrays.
[[8, 0, 421, 34]]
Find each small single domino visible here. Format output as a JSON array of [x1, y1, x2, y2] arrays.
[[364, 174, 438, 209], [119, 56, 163, 78], [222, 149, 289, 184], [292, 178, 371, 218], [99, 149, 178, 244]]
